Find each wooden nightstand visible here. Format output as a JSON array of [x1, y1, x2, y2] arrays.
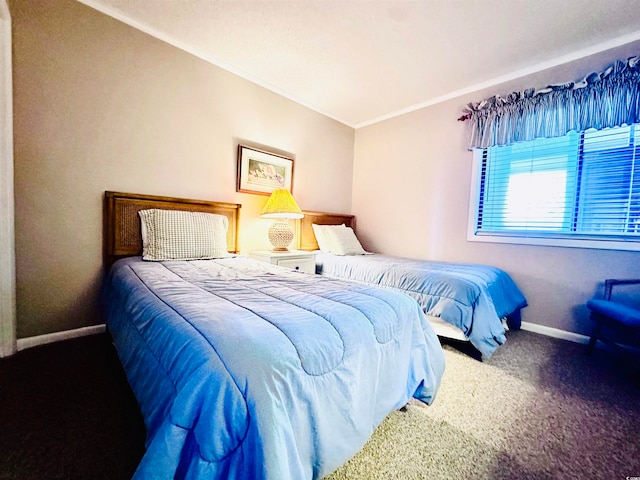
[[249, 250, 316, 274]]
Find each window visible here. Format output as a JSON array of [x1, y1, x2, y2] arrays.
[[468, 123, 640, 251]]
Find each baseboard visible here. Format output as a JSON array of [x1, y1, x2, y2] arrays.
[[16, 324, 106, 352], [520, 321, 590, 344], [13, 321, 588, 352]]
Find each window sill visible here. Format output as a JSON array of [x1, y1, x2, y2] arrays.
[[467, 231, 640, 252]]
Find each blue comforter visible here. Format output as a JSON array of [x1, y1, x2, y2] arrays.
[[316, 253, 527, 359], [104, 256, 445, 480]]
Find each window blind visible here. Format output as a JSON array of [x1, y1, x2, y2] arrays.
[[475, 123, 640, 241]]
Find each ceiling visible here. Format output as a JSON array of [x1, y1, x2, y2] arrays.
[[78, 0, 640, 128]]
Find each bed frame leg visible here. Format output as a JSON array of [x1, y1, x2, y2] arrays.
[[506, 309, 522, 330]]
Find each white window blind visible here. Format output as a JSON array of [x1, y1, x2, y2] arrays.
[[472, 123, 640, 246]]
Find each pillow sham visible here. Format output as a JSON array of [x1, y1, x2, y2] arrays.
[[323, 225, 368, 255], [138, 209, 230, 261], [312, 223, 345, 252]]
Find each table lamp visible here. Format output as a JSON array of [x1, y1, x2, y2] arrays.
[[260, 188, 304, 251]]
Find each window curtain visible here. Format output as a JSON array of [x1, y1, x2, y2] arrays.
[[460, 55, 640, 149]]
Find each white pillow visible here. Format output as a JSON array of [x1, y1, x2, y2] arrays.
[[312, 223, 342, 252], [324, 226, 368, 255], [138, 209, 230, 261]]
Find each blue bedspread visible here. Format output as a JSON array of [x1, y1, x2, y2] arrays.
[[103, 256, 445, 480], [316, 253, 527, 359]]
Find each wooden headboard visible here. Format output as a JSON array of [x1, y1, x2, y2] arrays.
[[104, 191, 241, 267], [295, 210, 356, 251]]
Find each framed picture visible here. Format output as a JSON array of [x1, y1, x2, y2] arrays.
[[236, 145, 294, 195]]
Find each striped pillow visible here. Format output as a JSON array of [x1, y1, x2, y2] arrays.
[[138, 209, 230, 261]]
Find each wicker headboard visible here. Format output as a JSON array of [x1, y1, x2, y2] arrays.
[[295, 210, 356, 251], [104, 191, 241, 267]]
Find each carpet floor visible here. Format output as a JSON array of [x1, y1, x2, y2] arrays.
[[328, 331, 640, 479], [1, 329, 638, 479]]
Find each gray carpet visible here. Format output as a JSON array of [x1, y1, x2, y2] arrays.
[[1, 330, 638, 479], [327, 330, 640, 480], [0, 334, 146, 480]]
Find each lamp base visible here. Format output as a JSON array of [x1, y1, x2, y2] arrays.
[[268, 221, 294, 252]]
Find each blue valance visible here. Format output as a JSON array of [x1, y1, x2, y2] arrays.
[[460, 55, 640, 149]]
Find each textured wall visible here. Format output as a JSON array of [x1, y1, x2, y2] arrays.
[[353, 41, 640, 337], [11, 0, 640, 341], [10, 0, 354, 338]]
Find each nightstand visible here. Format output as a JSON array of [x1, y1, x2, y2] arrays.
[[249, 250, 316, 274]]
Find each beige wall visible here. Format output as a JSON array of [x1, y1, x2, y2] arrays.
[[10, 0, 640, 341], [353, 41, 640, 337], [10, 0, 354, 338]]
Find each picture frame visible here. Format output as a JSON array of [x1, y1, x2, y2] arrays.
[[236, 145, 294, 195]]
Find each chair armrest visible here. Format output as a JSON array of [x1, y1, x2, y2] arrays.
[[604, 279, 640, 300]]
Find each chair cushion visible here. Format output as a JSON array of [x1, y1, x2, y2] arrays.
[[586, 299, 640, 328]]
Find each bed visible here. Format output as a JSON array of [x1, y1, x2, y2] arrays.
[[296, 210, 528, 360], [102, 191, 445, 480]]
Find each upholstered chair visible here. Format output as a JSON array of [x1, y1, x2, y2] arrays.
[[586, 279, 640, 355]]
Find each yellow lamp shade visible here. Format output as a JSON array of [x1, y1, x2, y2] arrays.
[[260, 189, 303, 219]]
